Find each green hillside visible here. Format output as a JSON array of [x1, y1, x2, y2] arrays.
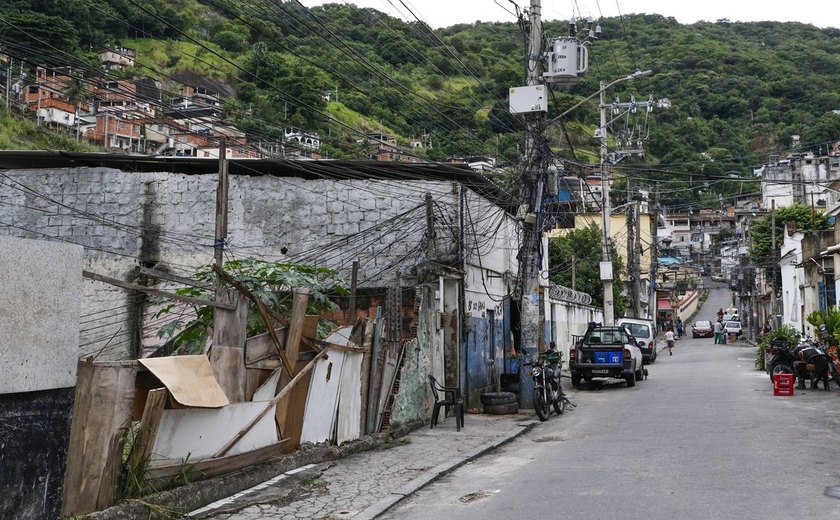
[[2, 2, 840, 207]]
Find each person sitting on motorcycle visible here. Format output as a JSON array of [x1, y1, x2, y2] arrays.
[[793, 343, 830, 390]]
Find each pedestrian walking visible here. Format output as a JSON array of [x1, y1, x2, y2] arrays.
[[665, 328, 675, 355], [675, 317, 684, 338], [713, 319, 724, 344]]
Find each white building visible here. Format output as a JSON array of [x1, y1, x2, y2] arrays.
[[779, 225, 805, 330]]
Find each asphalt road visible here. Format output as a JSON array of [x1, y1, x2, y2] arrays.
[[384, 283, 840, 520]]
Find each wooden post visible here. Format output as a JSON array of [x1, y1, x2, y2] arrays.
[[127, 388, 168, 472], [275, 288, 311, 433], [365, 307, 383, 434], [211, 289, 248, 403], [425, 192, 436, 257], [214, 136, 228, 277], [349, 260, 359, 320]]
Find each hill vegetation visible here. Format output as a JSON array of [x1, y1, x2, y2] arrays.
[[2, 2, 840, 208]]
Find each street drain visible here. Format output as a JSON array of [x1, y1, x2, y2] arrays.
[[459, 490, 498, 503], [824, 486, 840, 499]]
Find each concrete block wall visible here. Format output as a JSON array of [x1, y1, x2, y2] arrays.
[[0, 167, 469, 360]]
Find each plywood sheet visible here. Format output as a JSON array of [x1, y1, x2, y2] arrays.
[[139, 355, 229, 408], [150, 402, 278, 462], [324, 326, 354, 347], [336, 351, 364, 445], [300, 348, 346, 444], [252, 369, 282, 402], [245, 328, 287, 366]]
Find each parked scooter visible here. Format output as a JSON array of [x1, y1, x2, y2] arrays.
[[526, 346, 575, 421]]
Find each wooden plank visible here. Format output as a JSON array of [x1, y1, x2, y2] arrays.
[[300, 348, 345, 444], [82, 270, 233, 309], [209, 347, 246, 404], [134, 266, 213, 289], [212, 289, 248, 349], [357, 319, 374, 435], [146, 439, 289, 483], [127, 388, 168, 473], [61, 359, 96, 516], [275, 289, 311, 434], [215, 347, 328, 458], [336, 351, 364, 445], [138, 355, 229, 408], [365, 309, 383, 434], [278, 359, 314, 454], [61, 360, 136, 516], [245, 328, 288, 365]]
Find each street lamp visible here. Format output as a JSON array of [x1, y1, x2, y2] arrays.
[[546, 69, 653, 127], [594, 70, 653, 325]]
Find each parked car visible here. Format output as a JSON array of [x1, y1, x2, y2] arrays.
[[692, 320, 714, 338], [617, 317, 657, 364], [724, 320, 742, 337], [570, 323, 646, 387]]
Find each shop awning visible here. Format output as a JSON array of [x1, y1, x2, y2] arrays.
[[657, 298, 672, 310]]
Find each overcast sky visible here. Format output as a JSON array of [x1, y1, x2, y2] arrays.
[[298, 0, 839, 29]]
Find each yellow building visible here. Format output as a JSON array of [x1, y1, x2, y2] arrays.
[[547, 211, 655, 283]]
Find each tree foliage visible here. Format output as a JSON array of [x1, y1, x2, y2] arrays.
[[548, 223, 627, 317], [3, 3, 840, 206], [154, 259, 349, 355], [748, 203, 830, 262]]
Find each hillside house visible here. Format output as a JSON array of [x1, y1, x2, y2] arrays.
[[98, 46, 136, 70]]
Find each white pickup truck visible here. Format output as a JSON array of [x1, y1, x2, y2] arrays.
[[569, 323, 646, 387]]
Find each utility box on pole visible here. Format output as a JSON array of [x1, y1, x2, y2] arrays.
[[509, 85, 547, 114]]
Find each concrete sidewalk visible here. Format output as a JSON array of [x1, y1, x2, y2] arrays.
[[193, 411, 538, 519]]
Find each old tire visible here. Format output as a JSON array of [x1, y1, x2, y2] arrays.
[[480, 392, 517, 406], [484, 402, 519, 415], [635, 368, 644, 381], [626, 374, 636, 387]]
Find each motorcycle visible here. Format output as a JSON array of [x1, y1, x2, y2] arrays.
[[766, 337, 796, 380], [766, 334, 840, 390], [526, 349, 575, 421]]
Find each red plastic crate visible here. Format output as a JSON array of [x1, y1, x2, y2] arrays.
[[773, 373, 795, 396]]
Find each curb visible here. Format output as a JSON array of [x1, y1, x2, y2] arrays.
[[353, 419, 540, 520], [83, 419, 428, 519]]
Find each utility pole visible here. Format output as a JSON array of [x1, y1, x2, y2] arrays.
[[599, 80, 614, 325], [214, 136, 228, 279], [650, 182, 660, 325], [770, 199, 777, 328], [516, 0, 544, 408], [634, 200, 643, 318], [626, 177, 635, 317]]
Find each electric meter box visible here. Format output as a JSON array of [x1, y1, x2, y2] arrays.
[[509, 85, 547, 114], [600, 261, 613, 281]]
